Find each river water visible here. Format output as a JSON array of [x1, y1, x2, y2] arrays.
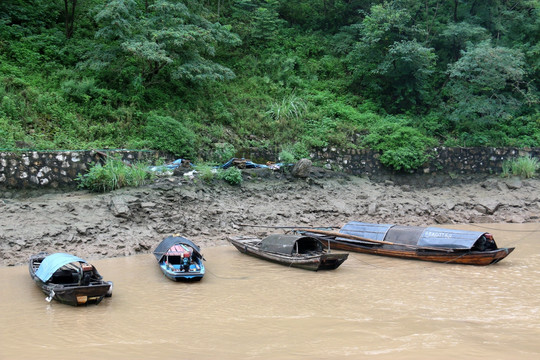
[[1, 223, 539, 359]]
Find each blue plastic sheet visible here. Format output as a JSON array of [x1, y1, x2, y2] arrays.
[[148, 159, 189, 172], [148, 158, 285, 173], [35, 253, 85, 282]]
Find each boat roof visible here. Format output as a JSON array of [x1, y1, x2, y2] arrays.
[[34, 253, 85, 282], [260, 234, 322, 255], [340, 221, 487, 249], [153, 236, 202, 261]]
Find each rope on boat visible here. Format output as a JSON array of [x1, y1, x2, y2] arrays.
[[295, 228, 455, 252], [469, 222, 540, 250], [235, 223, 340, 230]]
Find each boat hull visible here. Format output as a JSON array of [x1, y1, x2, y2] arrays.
[[29, 253, 112, 306], [158, 262, 205, 281], [32, 280, 112, 306], [323, 239, 514, 265], [229, 239, 348, 271]]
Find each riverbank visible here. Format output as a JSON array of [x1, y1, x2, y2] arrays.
[[1, 168, 539, 266]]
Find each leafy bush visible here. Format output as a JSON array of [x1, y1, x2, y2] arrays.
[[211, 143, 236, 164], [278, 149, 296, 164], [77, 156, 154, 192], [219, 166, 243, 185], [363, 118, 436, 171], [197, 165, 217, 183], [144, 113, 196, 158], [501, 156, 539, 179], [278, 142, 310, 163]]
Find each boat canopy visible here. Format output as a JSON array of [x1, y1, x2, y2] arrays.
[[35, 253, 85, 282], [153, 236, 202, 262], [260, 234, 323, 255], [340, 221, 487, 250]]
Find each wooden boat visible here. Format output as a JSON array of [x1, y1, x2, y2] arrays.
[[228, 234, 349, 271], [29, 252, 113, 306], [153, 236, 205, 281], [297, 221, 514, 266]]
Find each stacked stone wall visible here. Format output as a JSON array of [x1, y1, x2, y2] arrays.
[[245, 147, 540, 181], [0, 150, 163, 189], [1, 147, 539, 189]]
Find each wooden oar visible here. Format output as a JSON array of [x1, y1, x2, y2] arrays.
[[235, 223, 339, 230], [295, 228, 454, 252]]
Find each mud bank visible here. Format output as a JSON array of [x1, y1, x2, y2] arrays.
[[1, 168, 539, 266]]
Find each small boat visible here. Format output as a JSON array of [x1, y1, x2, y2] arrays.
[[29, 252, 113, 306], [153, 236, 205, 281], [228, 234, 349, 271], [297, 221, 514, 266]]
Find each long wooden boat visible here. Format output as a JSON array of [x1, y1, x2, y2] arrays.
[[228, 234, 349, 271], [29, 252, 113, 306], [153, 236, 205, 281], [297, 222, 514, 266]]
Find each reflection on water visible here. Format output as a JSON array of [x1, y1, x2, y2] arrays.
[[1, 223, 539, 359]]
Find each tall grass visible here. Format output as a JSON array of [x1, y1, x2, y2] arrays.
[[501, 155, 539, 179], [77, 156, 155, 192], [266, 93, 307, 130]]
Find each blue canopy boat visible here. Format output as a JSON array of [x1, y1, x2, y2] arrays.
[[153, 236, 205, 281], [298, 221, 514, 265], [28, 252, 113, 306]]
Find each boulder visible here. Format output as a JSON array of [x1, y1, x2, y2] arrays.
[[291, 159, 312, 178], [110, 196, 131, 218]]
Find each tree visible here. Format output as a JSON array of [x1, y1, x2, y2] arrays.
[[63, 0, 77, 39], [84, 0, 241, 88], [443, 40, 537, 131], [230, 0, 284, 46], [346, 2, 436, 113]]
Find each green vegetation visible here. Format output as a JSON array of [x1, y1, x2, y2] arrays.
[[196, 164, 217, 183], [218, 167, 243, 185], [1, 1, 539, 172], [501, 156, 539, 179], [77, 157, 155, 192]]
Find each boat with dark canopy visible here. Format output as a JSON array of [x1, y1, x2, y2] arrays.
[[29, 252, 113, 306], [228, 234, 349, 271], [297, 221, 514, 265], [153, 236, 205, 281]]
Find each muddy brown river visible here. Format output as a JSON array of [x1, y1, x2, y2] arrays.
[[1, 223, 539, 359]]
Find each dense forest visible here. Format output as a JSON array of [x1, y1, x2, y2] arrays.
[[1, 0, 539, 170]]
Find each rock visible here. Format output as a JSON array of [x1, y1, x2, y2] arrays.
[[434, 213, 450, 224], [291, 159, 312, 178], [110, 196, 131, 218], [140, 202, 156, 209], [496, 181, 508, 192], [477, 198, 501, 214], [505, 177, 523, 190], [474, 204, 487, 214], [509, 215, 525, 223]]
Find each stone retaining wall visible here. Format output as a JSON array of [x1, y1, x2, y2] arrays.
[[245, 146, 540, 182], [310, 147, 540, 177], [0, 150, 163, 189], [1, 147, 539, 189]]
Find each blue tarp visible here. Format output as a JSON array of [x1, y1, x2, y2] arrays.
[[148, 159, 190, 172], [338, 222, 394, 244], [339, 222, 486, 250], [218, 158, 284, 170], [148, 158, 286, 173], [418, 227, 485, 249], [35, 253, 85, 282]]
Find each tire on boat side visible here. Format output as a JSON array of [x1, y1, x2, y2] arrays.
[[105, 281, 113, 297]]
